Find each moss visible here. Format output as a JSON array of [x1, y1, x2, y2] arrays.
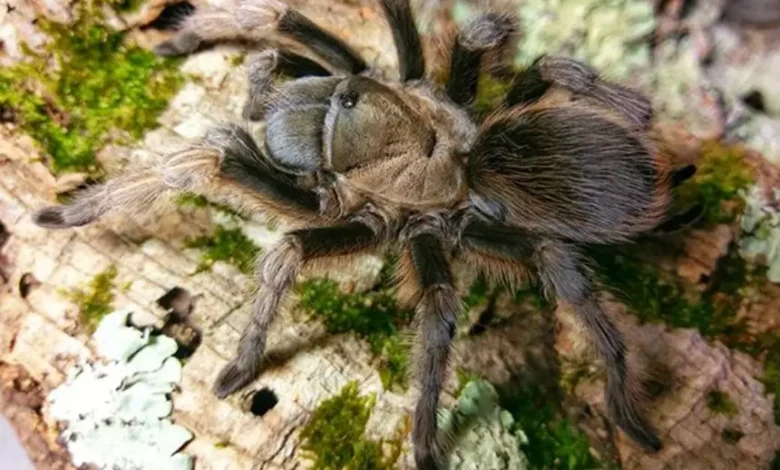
[[185, 226, 261, 275], [676, 140, 755, 225], [462, 272, 490, 311], [297, 278, 414, 390], [760, 338, 780, 423], [176, 192, 243, 218], [64, 265, 119, 332], [0, 1, 183, 175], [515, 282, 553, 311], [591, 245, 754, 348], [500, 384, 598, 470], [475, 73, 512, 115], [721, 428, 744, 443], [707, 390, 739, 416], [213, 440, 230, 449], [110, 0, 146, 12], [299, 381, 403, 470], [230, 52, 247, 66], [558, 360, 595, 396]]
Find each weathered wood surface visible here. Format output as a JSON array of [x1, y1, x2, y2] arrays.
[[1, 1, 779, 469]]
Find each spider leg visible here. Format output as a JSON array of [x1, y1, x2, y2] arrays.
[[505, 56, 652, 128], [243, 48, 331, 120], [447, 13, 516, 106], [154, 0, 367, 74], [379, 0, 425, 81], [401, 223, 459, 470], [32, 125, 329, 229], [460, 222, 663, 453], [214, 220, 381, 397]]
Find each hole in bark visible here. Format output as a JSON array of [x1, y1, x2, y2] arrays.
[[0, 220, 10, 283], [143, 1, 196, 31], [468, 297, 496, 336], [0, 220, 9, 249], [157, 286, 195, 320], [157, 287, 201, 359], [742, 90, 766, 113], [19, 273, 41, 298], [249, 387, 278, 417]]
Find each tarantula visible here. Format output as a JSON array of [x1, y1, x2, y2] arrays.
[[32, 0, 698, 467]]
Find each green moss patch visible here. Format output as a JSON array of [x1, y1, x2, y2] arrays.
[[761, 339, 780, 423], [64, 265, 120, 332], [591, 245, 755, 347], [176, 193, 244, 219], [707, 390, 739, 416], [0, 1, 183, 175], [185, 226, 261, 275], [299, 381, 404, 470], [297, 278, 414, 390], [500, 384, 599, 470], [676, 140, 755, 225]]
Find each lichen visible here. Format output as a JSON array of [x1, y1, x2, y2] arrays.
[[185, 226, 262, 275], [63, 265, 120, 333], [740, 185, 780, 283], [676, 140, 755, 225], [707, 390, 739, 416], [297, 278, 414, 390], [0, 0, 183, 175], [47, 309, 193, 470], [298, 381, 403, 470], [439, 379, 529, 470]]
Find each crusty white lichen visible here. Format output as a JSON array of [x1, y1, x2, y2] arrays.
[[739, 185, 780, 283], [47, 309, 193, 470], [439, 379, 529, 470]]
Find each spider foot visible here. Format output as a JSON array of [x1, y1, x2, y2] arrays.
[[154, 31, 202, 57], [414, 442, 447, 470], [213, 359, 258, 399], [460, 12, 517, 50], [32, 206, 92, 229]]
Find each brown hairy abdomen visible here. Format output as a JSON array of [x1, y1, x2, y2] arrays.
[[468, 106, 671, 243]]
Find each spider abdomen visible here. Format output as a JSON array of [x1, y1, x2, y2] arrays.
[[467, 106, 671, 243]]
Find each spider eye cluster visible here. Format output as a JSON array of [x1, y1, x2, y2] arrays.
[[338, 90, 359, 109]]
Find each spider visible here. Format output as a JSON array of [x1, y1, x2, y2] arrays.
[[32, 0, 699, 468]]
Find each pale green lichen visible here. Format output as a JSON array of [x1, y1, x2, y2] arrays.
[[439, 379, 529, 470], [512, 0, 655, 78], [454, 0, 655, 80], [740, 186, 780, 283], [48, 309, 193, 470]]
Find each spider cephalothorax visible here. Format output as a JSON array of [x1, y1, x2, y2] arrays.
[[32, 1, 698, 468]]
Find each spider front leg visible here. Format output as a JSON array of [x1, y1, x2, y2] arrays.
[[461, 223, 662, 452], [505, 55, 652, 128], [447, 13, 517, 106], [155, 0, 367, 74], [243, 49, 331, 120], [32, 125, 328, 229], [214, 220, 382, 397], [379, 0, 425, 81], [401, 221, 460, 470]]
